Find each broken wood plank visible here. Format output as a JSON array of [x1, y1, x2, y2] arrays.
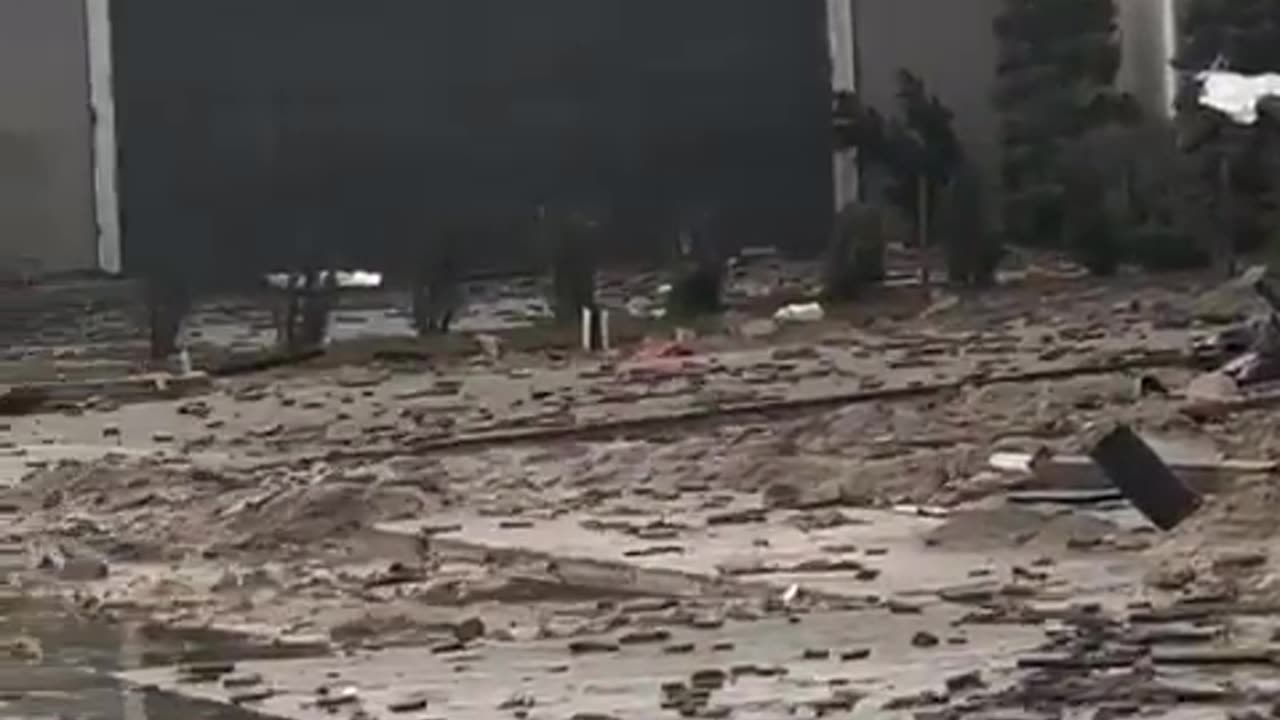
[[990, 450, 1275, 495], [1016, 652, 1140, 670], [1005, 489, 1123, 505], [1152, 647, 1277, 666]]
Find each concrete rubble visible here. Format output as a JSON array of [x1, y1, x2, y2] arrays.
[[7, 267, 1280, 718]]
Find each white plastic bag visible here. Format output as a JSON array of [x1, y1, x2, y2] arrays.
[[773, 302, 825, 323]]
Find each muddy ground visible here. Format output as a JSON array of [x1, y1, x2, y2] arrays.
[[4, 262, 1280, 719]]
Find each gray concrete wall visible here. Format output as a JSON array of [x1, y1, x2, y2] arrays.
[[0, 0, 96, 277]]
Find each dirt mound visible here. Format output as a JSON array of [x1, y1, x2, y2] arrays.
[[4, 457, 447, 560], [228, 477, 435, 550], [1164, 475, 1280, 546], [925, 505, 1117, 552], [1142, 476, 1280, 600]]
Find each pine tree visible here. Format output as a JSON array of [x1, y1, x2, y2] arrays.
[[993, 0, 1138, 258], [1177, 0, 1280, 76], [1175, 0, 1280, 267], [832, 72, 968, 287], [834, 72, 961, 243]]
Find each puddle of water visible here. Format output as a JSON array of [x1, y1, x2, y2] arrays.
[[0, 595, 325, 720]]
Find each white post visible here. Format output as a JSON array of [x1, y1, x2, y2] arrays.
[[827, 0, 859, 212], [580, 306, 592, 352], [84, 0, 122, 274], [1159, 0, 1178, 119], [599, 309, 610, 353]]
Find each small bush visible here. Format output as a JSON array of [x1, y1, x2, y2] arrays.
[[545, 210, 599, 324], [412, 232, 464, 336], [941, 162, 1001, 288], [1126, 225, 1208, 271], [1070, 213, 1121, 277], [667, 213, 725, 317], [822, 204, 886, 301]]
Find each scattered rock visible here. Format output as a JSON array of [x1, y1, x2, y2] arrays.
[[177, 400, 212, 418], [945, 670, 985, 693], [2, 635, 42, 663], [314, 686, 359, 709], [1147, 562, 1197, 591], [887, 599, 923, 614], [1213, 550, 1268, 573], [568, 640, 619, 655], [430, 641, 468, 654], [772, 345, 821, 361], [911, 631, 940, 648], [387, 694, 429, 713], [230, 688, 275, 704], [706, 508, 767, 525], [453, 616, 486, 643], [855, 567, 881, 581], [881, 689, 947, 710], [730, 664, 787, 678], [762, 479, 841, 510], [618, 629, 671, 645], [690, 668, 727, 690], [222, 673, 263, 689], [56, 551, 109, 582], [808, 689, 865, 715], [497, 692, 535, 710], [689, 615, 725, 630]]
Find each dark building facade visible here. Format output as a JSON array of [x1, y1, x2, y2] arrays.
[[109, 0, 833, 285]]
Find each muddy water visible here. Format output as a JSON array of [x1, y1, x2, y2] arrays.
[[0, 595, 324, 720]]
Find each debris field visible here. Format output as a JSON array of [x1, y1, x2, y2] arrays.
[[6, 266, 1280, 719]]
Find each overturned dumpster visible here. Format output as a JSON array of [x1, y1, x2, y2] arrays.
[[107, 0, 834, 355]]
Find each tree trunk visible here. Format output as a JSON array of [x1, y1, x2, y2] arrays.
[[917, 175, 931, 296], [145, 276, 188, 361], [1216, 154, 1236, 279]]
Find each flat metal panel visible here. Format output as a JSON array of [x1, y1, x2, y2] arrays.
[[110, 0, 832, 285]]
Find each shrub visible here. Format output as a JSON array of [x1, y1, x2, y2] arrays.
[[822, 204, 886, 300]]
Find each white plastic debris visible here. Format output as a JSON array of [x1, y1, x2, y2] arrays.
[[773, 302, 825, 323], [264, 269, 383, 290], [335, 270, 382, 288], [1198, 70, 1280, 125]]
